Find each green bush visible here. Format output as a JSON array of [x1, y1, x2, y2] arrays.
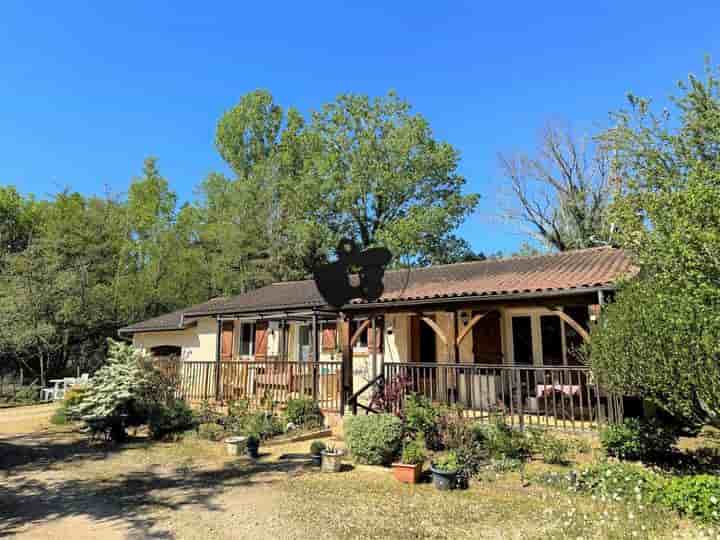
[[198, 422, 225, 441], [148, 400, 195, 440], [529, 430, 571, 465], [404, 393, 439, 443], [476, 421, 532, 461], [663, 475, 720, 523], [433, 451, 459, 473], [285, 398, 322, 428], [344, 413, 403, 465], [310, 440, 326, 455], [242, 411, 284, 440], [13, 385, 40, 403], [571, 461, 665, 503], [600, 418, 678, 461], [400, 435, 426, 465], [50, 407, 68, 425]]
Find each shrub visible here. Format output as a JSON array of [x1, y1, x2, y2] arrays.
[[344, 413, 403, 465], [570, 461, 665, 503], [50, 407, 67, 425], [600, 418, 678, 461], [400, 435, 425, 465], [310, 440, 326, 455], [663, 475, 720, 523], [13, 385, 40, 403], [198, 422, 225, 441], [285, 398, 322, 428], [242, 411, 284, 440], [530, 430, 571, 465], [477, 421, 532, 461], [195, 400, 221, 425], [433, 451, 459, 473], [404, 393, 439, 442], [71, 340, 176, 440], [148, 400, 195, 440]]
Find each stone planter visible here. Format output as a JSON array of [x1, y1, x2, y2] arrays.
[[321, 450, 343, 473], [246, 437, 260, 459], [225, 436, 247, 457], [392, 462, 423, 484]]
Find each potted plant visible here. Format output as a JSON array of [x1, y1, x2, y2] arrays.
[[392, 436, 425, 484], [431, 451, 460, 490], [246, 433, 260, 459], [310, 441, 326, 466], [321, 444, 343, 473]]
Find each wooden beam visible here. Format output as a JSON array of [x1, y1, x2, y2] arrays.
[[350, 319, 371, 347], [548, 308, 591, 343], [419, 316, 447, 345], [456, 311, 495, 346]]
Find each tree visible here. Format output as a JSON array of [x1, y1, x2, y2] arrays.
[[282, 93, 478, 270], [590, 61, 720, 427], [499, 122, 615, 251]]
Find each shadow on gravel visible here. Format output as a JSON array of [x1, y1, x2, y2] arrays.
[[0, 457, 303, 538]]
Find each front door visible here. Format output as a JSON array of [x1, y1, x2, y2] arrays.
[[472, 311, 502, 364]]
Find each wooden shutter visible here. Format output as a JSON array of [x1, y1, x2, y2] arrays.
[[322, 323, 337, 352], [221, 322, 234, 360], [254, 322, 268, 361]]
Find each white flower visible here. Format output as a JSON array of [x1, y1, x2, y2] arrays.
[[711, 496, 718, 504]]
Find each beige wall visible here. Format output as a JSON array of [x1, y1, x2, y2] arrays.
[[132, 317, 218, 362]]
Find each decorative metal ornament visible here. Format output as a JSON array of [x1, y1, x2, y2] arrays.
[[312, 239, 392, 308]]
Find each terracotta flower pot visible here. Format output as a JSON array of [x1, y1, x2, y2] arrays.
[[392, 462, 423, 484]]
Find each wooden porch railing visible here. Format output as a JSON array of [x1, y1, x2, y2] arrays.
[[157, 360, 343, 412], [383, 362, 623, 431]]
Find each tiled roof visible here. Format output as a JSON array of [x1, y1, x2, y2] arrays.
[[181, 247, 633, 317], [118, 297, 228, 334]]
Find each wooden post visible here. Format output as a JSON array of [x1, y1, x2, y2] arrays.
[[214, 318, 222, 401], [447, 311, 458, 402], [371, 316, 378, 380], [340, 314, 353, 415], [278, 319, 286, 361], [312, 312, 320, 400]]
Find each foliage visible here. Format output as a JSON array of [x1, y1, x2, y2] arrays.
[[310, 441, 326, 455], [197, 422, 225, 441], [284, 398, 322, 428], [537, 461, 666, 504], [50, 384, 89, 425], [12, 385, 40, 404], [195, 400, 221, 425], [600, 418, 678, 461], [50, 407, 68, 425], [400, 435, 426, 465], [433, 451, 459, 473], [241, 411, 284, 440], [403, 393, 439, 445], [344, 413, 403, 465], [148, 400, 195, 441], [368, 373, 412, 414], [663, 475, 720, 523], [592, 61, 720, 427], [476, 421, 532, 461]]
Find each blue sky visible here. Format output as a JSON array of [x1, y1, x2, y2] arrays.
[[2, 1, 718, 254]]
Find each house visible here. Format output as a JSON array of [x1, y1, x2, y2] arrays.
[[119, 247, 633, 429]]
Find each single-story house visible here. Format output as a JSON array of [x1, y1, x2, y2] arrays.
[[120, 247, 633, 428]]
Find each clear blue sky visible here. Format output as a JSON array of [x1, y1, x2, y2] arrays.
[[2, 1, 718, 254]]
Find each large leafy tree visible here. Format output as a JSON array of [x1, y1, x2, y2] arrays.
[[590, 62, 720, 427], [215, 91, 480, 271]]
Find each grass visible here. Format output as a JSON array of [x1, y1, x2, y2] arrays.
[[280, 467, 706, 540]]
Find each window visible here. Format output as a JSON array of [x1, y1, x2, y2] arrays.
[[564, 306, 590, 365], [540, 315, 563, 366], [238, 323, 255, 357], [511, 316, 533, 365], [298, 324, 311, 361]]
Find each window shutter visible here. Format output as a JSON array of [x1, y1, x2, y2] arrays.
[[255, 322, 268, 360], [221, 322, 234, 360], [322, 324, 337, 352]]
